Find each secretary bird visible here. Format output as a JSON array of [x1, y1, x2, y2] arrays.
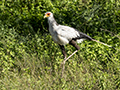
[[44, 12, 113, 65]]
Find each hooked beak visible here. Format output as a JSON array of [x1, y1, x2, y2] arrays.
[[44, 14, 48, 18]]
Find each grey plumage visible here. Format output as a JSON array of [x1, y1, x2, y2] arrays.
[[44, 12, 92, 46]]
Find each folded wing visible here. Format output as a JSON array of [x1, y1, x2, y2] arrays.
[[56, 25, 92, 43]]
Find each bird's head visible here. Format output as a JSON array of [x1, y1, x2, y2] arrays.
[[44, 12, 53, 18]]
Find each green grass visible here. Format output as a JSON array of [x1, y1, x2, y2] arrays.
[[0, 0, 120, 90], [0, 37, 119, 89]]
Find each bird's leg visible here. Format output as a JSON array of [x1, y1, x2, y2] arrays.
[[64, 50, 78, 62], [69, 40, 80, 50], [59, 45, 67, 77], [64, 40, 80, 62], [59, 45, 67, 59]]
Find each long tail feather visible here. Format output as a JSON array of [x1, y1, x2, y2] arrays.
[[92, 39, 115, 49]]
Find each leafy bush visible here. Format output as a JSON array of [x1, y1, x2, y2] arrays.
[[0, 0, 120, 90]]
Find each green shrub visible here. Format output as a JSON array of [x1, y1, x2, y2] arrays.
[[0, 0, 120, 90]]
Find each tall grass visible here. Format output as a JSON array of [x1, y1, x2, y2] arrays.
[[0, 0, 120, 89]]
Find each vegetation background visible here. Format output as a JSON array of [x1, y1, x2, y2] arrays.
[[0, 0, 120, 89]]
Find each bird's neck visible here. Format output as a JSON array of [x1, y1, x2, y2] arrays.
[[48, 17, 59, 27]]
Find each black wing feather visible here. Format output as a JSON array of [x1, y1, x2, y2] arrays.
[[72, 29, 93, 41]]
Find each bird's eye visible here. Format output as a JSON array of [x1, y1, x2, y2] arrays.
[[47, 13, 50, 15]]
